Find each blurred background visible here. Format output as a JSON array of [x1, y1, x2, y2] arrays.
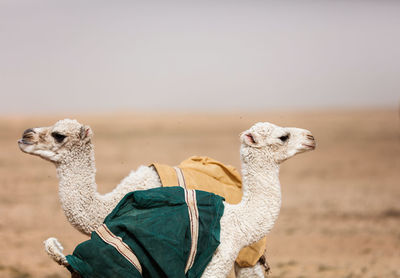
[[0, 1, 399, 277]]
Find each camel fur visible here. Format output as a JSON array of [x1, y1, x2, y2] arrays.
[[18, 119, 315, 278]]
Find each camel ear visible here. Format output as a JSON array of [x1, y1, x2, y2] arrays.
[[80, 125, 93, 142], [242, 132, 259, 147]]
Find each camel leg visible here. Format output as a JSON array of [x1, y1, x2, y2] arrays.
[[43, 237, 70, 266], [235, 262, 266, 278]]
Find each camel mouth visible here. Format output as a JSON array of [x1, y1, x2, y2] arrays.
[[18, 139, 34, 145], [18, 138, 34, 145], [302, 143, 316, 150], [18, 139, 35, 154]]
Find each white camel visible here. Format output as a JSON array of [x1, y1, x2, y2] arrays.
[[18, 119, 315, 278]]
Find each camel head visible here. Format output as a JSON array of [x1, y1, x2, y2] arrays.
[[240, 122, 316, 164], [18, 119, 92, 163]]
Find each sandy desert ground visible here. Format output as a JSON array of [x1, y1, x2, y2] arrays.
[[0, 109, 399, 278]]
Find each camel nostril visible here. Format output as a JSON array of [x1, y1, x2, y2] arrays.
[[307, 135, 314, 141], [23, 128, 35, 135], [22, 128, 36, 139]]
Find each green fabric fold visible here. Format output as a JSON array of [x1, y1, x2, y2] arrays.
[[66, 186, 224, 278]]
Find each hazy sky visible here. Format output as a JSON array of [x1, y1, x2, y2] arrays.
[[1, 0, 399, 114]]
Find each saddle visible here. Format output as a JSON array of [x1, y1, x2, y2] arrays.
[[66, 186, 225, 278], [152, 156, 267, 269]]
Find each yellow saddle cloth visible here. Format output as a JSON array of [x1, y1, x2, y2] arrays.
[[151, 156, 267, 269]]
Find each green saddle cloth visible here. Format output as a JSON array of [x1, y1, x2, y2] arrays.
[[66, 187, 225, 278]]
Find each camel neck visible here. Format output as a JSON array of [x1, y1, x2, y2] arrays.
[[228, 151, 281, 246], [54, 143, 161, 235], [56, 144, 107, 234], [56, 144, 97, 198]]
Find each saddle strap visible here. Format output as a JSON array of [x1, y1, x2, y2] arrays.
[[174, 167, 199, 274], [95, 224, 142, 275]]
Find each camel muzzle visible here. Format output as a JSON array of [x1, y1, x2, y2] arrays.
[[18, 128, 36, 146], [300, 133, 316, 151]]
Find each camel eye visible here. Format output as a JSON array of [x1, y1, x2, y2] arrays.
[[279, 134, 289, 142], [51, 132, 66, 143]]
